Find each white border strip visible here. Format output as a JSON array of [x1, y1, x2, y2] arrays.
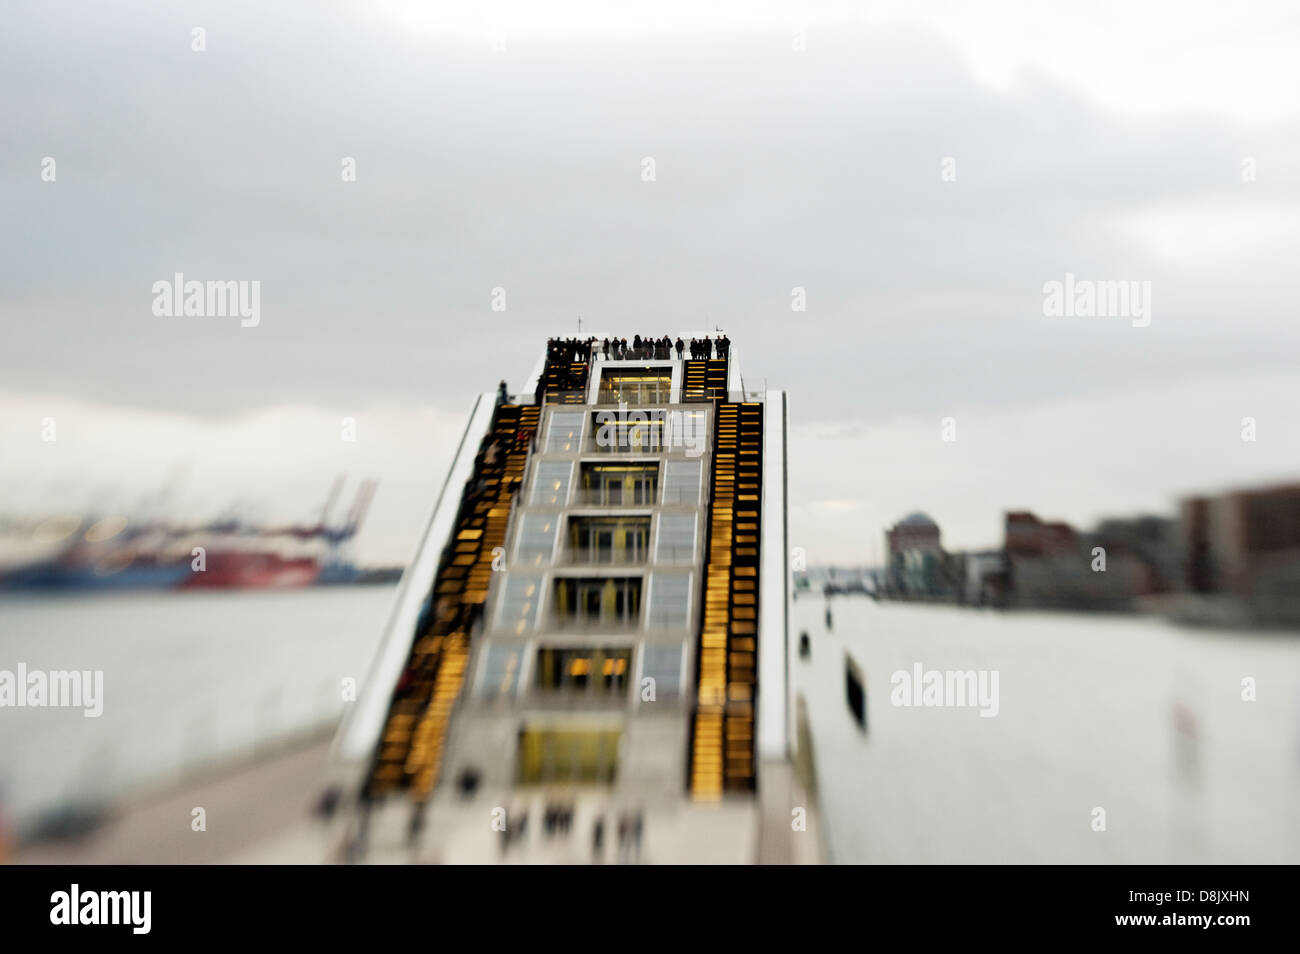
[[757, 390, 790, 762]]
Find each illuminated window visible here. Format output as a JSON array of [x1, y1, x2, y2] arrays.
[[578, 462, 659, 505], [516, 727, 621, 785], [598, 368, 672, 405], [553, 576, 642, 628], [568, 515, 651, 564], [534, 646, 631, 693]]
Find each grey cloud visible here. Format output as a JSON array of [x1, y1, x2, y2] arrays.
[[2, 2, 1297, 429]]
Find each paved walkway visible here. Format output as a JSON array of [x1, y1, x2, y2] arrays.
[[14, 734, 333, 865]]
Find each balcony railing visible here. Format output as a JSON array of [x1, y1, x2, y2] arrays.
[[570, 488, 660, 507], [548, 611, 643, 632], [566, 488, 702, 507], [513, 689, 630, 711], [583, 435, 668, 455], [535, 387, 766, 407], [593, 345, 681, 361], [595, 386, 673, 406], [562, 546, 650, 567]]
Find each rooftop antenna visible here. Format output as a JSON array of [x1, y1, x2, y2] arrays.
[[577, 315, 582, 335]]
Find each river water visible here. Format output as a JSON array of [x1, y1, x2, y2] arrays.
[[0, 587, 395, 829], [3, 588, 1298, 862], [795, 596, 1300, 864]]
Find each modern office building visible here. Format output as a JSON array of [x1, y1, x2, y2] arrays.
[[327, 334, 811, 863], [1182, 483, 1300, 625]]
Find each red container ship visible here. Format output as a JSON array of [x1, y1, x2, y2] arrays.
[[179, 549, 323, 589], [1, 478, 377, 592]]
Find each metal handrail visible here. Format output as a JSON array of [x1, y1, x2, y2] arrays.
[[582, 435, 710, 457], [548, 613, 644, 632], [564, 488, 700, 507], [594, 387, 674, 406], [561, 547, 650, 566], [584, 435, 670, 455], [569, 489, 661, 507], [538, 388, 767, 407]]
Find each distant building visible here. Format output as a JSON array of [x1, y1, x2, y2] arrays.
[[884, 513, 960, 599], [1093, 515, 1182, 594], [1005, 511, 1079, 557], [964, 550, 1007, 606], [1182, 483, 1300, 625], [886, 512, 942, 557], [1003, 511, 1153, 611]]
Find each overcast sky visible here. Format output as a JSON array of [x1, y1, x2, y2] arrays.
[[3, 1, 1298, 563]]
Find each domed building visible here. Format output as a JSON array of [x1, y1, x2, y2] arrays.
[[887, 512, 942, 555], [884, 512, 946, 597]]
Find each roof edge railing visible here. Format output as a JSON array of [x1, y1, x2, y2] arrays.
[[533, 389, 768, 406]]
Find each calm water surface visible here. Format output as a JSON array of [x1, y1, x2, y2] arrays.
[[0, 587, 394, 826], [794, 597, 1300, 863], [4, 587, 1298, 863]]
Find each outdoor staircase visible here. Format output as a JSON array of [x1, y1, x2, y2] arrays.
[[366, 401, 539, 799], [690, 399, 764, 798], [682, 359, 728, 402], [536, 353, 590, 404]]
